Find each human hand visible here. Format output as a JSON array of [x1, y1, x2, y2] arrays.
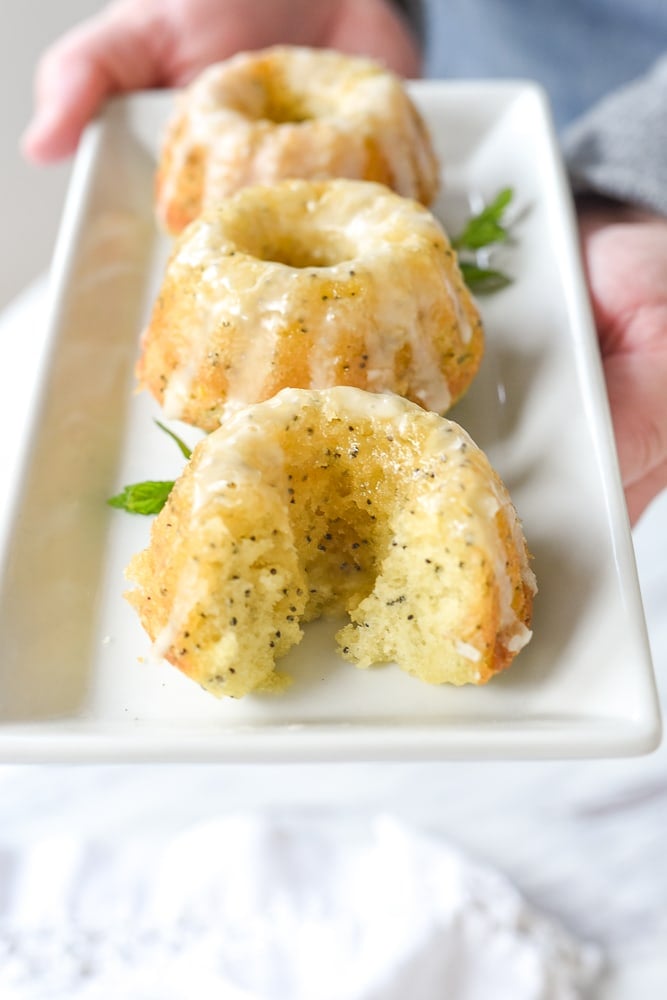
[[578, 202, 667, 524], [22, 0, 420, 163]]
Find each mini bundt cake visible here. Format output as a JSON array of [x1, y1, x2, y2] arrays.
[[126, 387, 536, 698], [138, 178, 484, 431], [155, 45, 440, 235]]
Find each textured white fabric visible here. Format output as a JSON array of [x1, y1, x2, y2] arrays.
[[0, 815, 601, 1000]]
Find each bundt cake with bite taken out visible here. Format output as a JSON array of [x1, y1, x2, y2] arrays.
[[126, 387, 536, 698]]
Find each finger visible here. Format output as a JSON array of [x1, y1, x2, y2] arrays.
[[22, 55, 111, 162], [326, 0, 422, 77], [626, 458, 667, 526], [22, 4, 167, 162], [604, 347, 667, 489]]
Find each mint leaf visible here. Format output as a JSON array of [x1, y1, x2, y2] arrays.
[[108, 420, 194, 515], [459, 262, 513, 295], [154, 419, 192, 460], [452, 188, 516, 295], [453, 187, 513, 251], [107, 480, 174, 515]]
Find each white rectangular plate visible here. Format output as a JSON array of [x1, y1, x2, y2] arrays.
[[0, 82, 660, 761]]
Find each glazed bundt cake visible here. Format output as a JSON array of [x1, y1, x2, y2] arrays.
[[156, 45, 440, 235], [126, 388, 535, 698], [138, 179, 484, 431]]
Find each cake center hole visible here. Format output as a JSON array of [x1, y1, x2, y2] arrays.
[[257, 234, 356, 269], [281, 443, 397, 617], [230, 75, 313, 123], [261, 79, 313, 123]]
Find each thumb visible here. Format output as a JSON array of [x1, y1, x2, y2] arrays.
[[604, 343, 667, 492], [22, 5, 166, 162]]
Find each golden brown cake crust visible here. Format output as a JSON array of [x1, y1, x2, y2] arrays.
[[155, 46, 440, 235], [126, 388, 535, 698], [138, 179, 484, 431]]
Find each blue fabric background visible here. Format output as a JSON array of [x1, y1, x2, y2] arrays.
[[422, 0, 667, 127]]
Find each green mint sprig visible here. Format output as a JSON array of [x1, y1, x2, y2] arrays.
[[153, 420, 192, 460], [453, 187, 515, 294], [107, 420, 194, 515], [107, 480, 175, 515], [458, 262, 512, 294]]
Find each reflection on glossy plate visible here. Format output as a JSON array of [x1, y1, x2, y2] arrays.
[[0, 82, 660, 761]]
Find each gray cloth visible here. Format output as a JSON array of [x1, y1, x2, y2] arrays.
[[564, 53, 667, 215]]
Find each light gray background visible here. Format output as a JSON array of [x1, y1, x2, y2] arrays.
[[0, 0, 105, 310]]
